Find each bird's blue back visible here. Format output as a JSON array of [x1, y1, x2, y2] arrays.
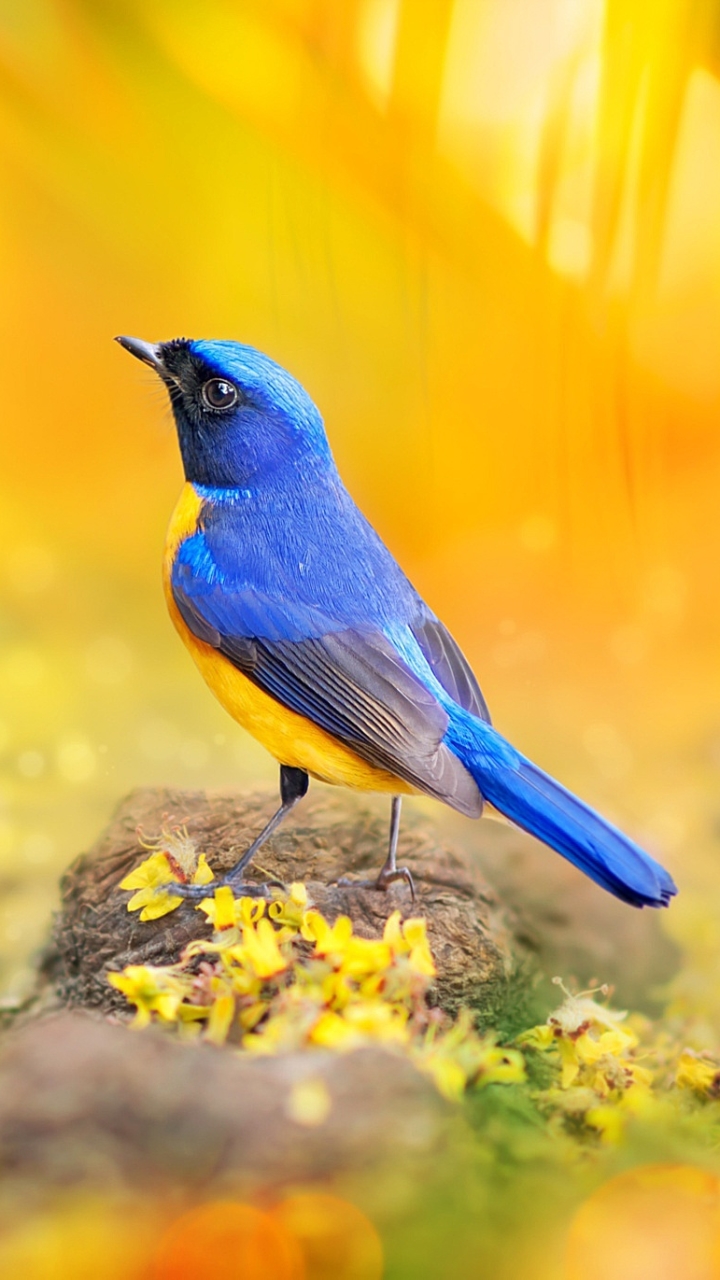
[[179, 470, 425, 642]]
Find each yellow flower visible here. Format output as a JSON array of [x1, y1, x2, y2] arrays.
[[547, 978, 627, 1036], [402, 918, 436, 977], [243, 1009, 306, 1055], [108, 965, 187, 1028], [302, 907, 428, 980], [238, 1000, 268, 1031], [380, 911, 404, 953], [107, 881, 534, 1109], [321, 969, 353, 1010], [309, 1001, 408, 1050], [194, 855, 215, 883], [137, 823, 196, 873], [676, 1050, 720, 1095], [340, 936, 393, 978], [479, 1046, 526, 1086], [268, 882, 308, 930], [517, 1024, 555, 1051], [221, 954, 263, 998], [429, 1057, 468, 1102], [556, 1035, 582, 1088], [585, 1103, 626, 1144], [120, 839, 214, 921], [301, 910, 353, 954], [306, 1010, 354, 1049], [205, 992, 236, 1046], [197, 891, 266, 932], [199, 885, 238, 932], [416, 1012, 525, 1099], [119, 853, 179, 921], [343, 1000, 409, 1043], [239, 917, 288, 979]]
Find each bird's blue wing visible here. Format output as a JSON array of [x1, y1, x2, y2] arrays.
[[172, 547, 483, 817], [410, 614, 491, 723]]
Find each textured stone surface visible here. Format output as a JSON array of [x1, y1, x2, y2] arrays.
[[0, 1011, 447, 1194], [445, 811, 681, 1014], [43, 786, 518, 1021]]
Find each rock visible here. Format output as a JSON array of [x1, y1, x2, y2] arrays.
[[444, 812, 681, 1014], [42, 787, 519, 1022], [0, 1011, 447, 1195]]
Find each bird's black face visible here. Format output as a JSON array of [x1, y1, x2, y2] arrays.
[[116, 334, 331, 489], [157, 339, 245, 426], [116, 336, 245, 485]]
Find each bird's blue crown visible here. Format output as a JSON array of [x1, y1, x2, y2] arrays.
[[158, 338, 332, 488]]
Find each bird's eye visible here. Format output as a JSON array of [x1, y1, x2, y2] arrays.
[[201, 378, 238, 410]]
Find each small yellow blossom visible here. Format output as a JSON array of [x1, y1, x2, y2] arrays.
[[301, 910, 353, 953], [343, 999, 410, 1043], [547, 978, 627, 1036], [198, 892, 266, 932], [119, 853, 180, 921], [268, 882, 308, 930], [417, 1012, 525, 1100], [309, 1010, 353, 1049], [120, 826, 214, 921], [341, 937, 393, 978], [203, 886, 237, 932], [425, 1056, 468, 1102], [238, 1000, 267, 1031], [675, 1050, 720, 1095], [520, 977, 660, 1141], [137, 823, 194, 873], [108, 965, 187, 1028], [585, 1103, 626, 1144], [517, 1024, 555, 1051], [205, 992, 236, 1046], [402, 918, 436, 977], [239, 917, 289, 979]]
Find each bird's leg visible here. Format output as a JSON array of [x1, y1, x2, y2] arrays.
[[337, 795, 415, 901], [169, 766, 309, 901]]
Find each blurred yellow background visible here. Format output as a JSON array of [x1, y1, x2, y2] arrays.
[[0, 0, 718, 1015]]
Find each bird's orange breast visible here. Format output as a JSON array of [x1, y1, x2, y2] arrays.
[[163, 483, 415, 795]]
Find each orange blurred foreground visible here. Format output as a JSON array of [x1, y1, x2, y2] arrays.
[[566, 1164, 720, 1280], [149, 1194, 383, 1280], [149, 1202, 304, 1280], [270, 1192, 384, 1280]]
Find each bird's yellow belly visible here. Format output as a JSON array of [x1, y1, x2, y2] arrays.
[[163, 483, 415, 795]]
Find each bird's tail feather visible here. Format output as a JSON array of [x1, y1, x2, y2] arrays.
[[459, 724, 676, 908]]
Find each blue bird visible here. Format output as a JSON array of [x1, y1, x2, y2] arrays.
[[116, 335, 676, 909]]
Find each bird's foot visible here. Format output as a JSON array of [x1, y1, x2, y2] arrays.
[[337, 866, 415, 903], [167, 876, 285, 902]]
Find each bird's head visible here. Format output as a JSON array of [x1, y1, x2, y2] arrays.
[[116, 335, 331, 488]]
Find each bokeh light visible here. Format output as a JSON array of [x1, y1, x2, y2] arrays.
[[269, 1192, 384, 1280], [0, 1198, 159, 1280], [149, 1201, 304, 1280], [566, 1164, 720, 1280]]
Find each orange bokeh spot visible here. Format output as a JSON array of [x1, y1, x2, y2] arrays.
[[149, 1201, 304, 1280], [269, 1192, 383, 1280], [566, 1163, 720, 1280]]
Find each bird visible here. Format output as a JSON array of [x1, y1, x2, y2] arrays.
[[116, 334, 676, 910]]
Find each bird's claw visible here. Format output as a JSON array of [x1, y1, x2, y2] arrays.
[[337, 866, 415, 903], [167, 877, 285, 902]]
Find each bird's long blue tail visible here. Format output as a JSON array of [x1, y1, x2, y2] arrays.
[[448, 718, 676, 908]]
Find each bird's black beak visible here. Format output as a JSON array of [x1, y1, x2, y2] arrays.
[[115, 335, 164, 371]]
